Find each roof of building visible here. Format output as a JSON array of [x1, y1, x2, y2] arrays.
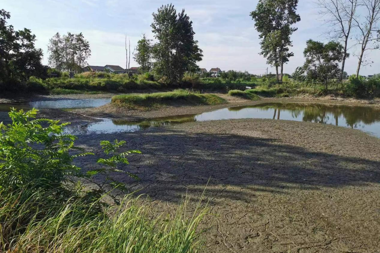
[[210, 68, 221, 72], [200, 68, 207, 72], [105, 65, 125, 71], [88, 66, 105, 71], [130, 67, 139, 70]]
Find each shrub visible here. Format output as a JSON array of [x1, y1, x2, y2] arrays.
[[346, 76, 380, 98], [26, 76, 46, 92]]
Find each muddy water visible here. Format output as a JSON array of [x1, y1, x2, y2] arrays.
[[66, 103, 380, 138]]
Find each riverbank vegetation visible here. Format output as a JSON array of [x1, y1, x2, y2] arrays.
[[0, 109, 206, 252], [112, 90, 226, 109], [228, 90, 261, 100]]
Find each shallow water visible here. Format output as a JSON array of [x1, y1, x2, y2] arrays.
[[0, 98, 111, 112], [66, 103, 380, 138]]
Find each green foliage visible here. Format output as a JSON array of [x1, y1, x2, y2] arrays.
[[0, 109, 141, 191], [250, 0, 300, 82], [151, 4, 203, 84], [48, 32, 91, 72], [346, 76, 380, 98], [228, 90, 261, 100], [0, 109, 81, 190], [134, 34, 152, 73], [112, 90, 226, 109], [0, 9, 44, 91], [303, 40, 346, 89]]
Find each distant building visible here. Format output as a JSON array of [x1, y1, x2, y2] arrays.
[[368, 75, 374, 79], [127, 67, 140, 74], [105, 65, 125, 74], [199, 68, 208, 74], [210, 68, 222, 77], [84, 66, 106, 72]]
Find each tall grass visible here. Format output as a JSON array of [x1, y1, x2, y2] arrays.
[[112, 90, 227, 109], [0, 189, 207, 253]]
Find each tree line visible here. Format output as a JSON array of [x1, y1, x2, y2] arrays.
[[250, 0, 380, 86], [1, 1, 380, 92]]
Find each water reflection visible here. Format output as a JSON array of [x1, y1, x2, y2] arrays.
[[69, 103, 380, 138]]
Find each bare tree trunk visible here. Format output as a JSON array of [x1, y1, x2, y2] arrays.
[[340, 39, 348, 81], [275, 65, 279, 83], [354, 0, 380, 78], [356, 49, 365, 78], [280, 62, 284, 83]]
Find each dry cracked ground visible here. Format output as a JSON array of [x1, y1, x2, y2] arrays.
[[75, 119, 380, 253]]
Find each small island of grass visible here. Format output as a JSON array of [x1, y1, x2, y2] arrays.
[[111, 90, 227, 110]]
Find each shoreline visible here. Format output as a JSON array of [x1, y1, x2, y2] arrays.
[[76, 95, 380, 121]]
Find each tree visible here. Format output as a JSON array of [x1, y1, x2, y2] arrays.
[[353, 0, 380, 78], [302, 40, 347, 90], [0, 9, 43, 90], [134, 34, 152, 73], [151, 4, 203, 84], [251, 0, 301, 83], [317, 0, 358, 81], [47, 32, 91, 73]]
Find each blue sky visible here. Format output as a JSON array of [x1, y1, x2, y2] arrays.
[[3, 0, 379, 75]]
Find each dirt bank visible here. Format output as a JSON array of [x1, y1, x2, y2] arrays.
[[75, 119, 380, 253], [78, 95, 380, 121]]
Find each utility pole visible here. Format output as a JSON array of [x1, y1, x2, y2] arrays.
[[125, 35, 129, 71]]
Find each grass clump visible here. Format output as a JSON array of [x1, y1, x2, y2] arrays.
[[228, 90, 261, 101], [0, 109, 206, 252], [112, 90, 227, 109]]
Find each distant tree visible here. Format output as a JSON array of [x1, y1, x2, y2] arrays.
[[151, 4, 203, 84], [303, 40, 347, 89], [292, 67, 306, 82], [353, 0, 380, 78], [251, 0, 301, 83], [134, 34, 152, 73], [317, 0, 358, 82], [47, 32, 91, 73], [0, 9, 43, 90]]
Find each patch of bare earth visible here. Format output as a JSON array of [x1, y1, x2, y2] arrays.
[[75, 119, 380, 253]]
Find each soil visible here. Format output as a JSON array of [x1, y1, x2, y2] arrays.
[[74, 118, 380, 253]]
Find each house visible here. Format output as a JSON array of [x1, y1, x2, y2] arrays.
[[105, 65, 125, 74], [199, 68, 208, 74], [210, 68, 222, 77], [84, 66, 106, 72], [127, 67, 140, 74]]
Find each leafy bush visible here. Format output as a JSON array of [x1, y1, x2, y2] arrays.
[[26, 76, 47, 92], [346, 75, 380, 98]]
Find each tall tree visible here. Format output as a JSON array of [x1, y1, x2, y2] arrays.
[[47, 32, 91, 72], [251, 0, 301, 83], [134, 34, 152, 73], [303, 40, 346, 90], [353, 0, 380, 77], [0, 9, 43, 89], [317, 0, 358, 81], [151, 4, 203, 84]]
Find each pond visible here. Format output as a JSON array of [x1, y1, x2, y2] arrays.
[[66, 103, 380, 138], [0, 98, 111, 112]]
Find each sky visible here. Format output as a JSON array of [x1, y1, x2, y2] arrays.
[[2, 0, 379, 76]]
